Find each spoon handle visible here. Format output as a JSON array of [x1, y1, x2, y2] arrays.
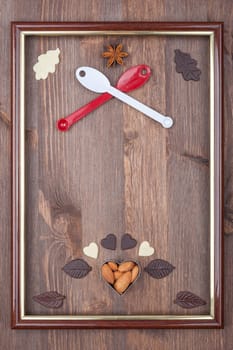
[[57, 92, 113, 131], [107, 86, 173, 128]]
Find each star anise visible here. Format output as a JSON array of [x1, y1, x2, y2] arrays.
[[102, 44, 128, 68]]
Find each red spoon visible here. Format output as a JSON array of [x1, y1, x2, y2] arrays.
[[57, 64, 151, 131]]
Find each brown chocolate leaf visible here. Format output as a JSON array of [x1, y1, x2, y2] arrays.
[[62, 258, 92, 278], [144, 259, 175, 279], [174, 49, 201, 81], [174, 291, 207, 309], [33, 291, 65, 309]]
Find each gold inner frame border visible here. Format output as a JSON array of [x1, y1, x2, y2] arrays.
[[18, 29, 215, 321]]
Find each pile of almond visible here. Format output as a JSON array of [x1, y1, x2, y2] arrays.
[[101, 261, 139, 294]]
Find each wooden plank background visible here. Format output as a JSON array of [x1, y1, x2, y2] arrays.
[[24, 33, 210, 318], [0, 0, 232, 348]]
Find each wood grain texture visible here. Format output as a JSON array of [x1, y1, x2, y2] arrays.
[[0, 0, 231, 348], [12, 22, 222, 329], [24, 33, 125, 317]]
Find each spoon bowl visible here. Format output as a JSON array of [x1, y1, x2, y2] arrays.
[[76, 66, 110, 93]]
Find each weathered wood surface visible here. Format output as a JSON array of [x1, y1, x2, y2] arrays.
[[1, 0, 232, 348], [23, 33, 210, 318]]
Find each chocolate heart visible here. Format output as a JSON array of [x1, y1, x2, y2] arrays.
[[100, 233, 117, 250], [121, 233, 137, 250], [101, 260, 140, 295]]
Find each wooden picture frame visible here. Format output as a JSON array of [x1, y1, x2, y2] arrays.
[[12, 22, 223, 329]]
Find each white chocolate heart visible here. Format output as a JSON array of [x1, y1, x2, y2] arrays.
[[138, 241, 155, 256], [83, 242, 98, 259]]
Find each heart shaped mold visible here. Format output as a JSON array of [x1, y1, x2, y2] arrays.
[[101, 260, 141, 295]]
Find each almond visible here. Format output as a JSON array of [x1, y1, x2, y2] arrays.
[[114, 271, 132, 294], [101, 263, 114, 284], [108, 262, 118, 271], [114, 271, 123, 280], [118, 261, 135, 272], [131, 265, 139, 283]]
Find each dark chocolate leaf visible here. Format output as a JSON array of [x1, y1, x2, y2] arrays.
[[144, 259, 175, 279], [62, 258, 92, 278], [174, 49, 201, 81], [174, 291, 207, 309], [33, 291, 65, 309]]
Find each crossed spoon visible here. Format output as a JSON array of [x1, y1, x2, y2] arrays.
[[76, 66, 173, 129], [57, 65, 151, 131]]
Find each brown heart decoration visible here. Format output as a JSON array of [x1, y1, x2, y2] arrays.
[[101, 260, 141, 295], [100, 233, 117, 250], [121, 233, 137, 250]]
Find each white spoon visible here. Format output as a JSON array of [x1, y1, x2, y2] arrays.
[[76, 66, 173, 129]]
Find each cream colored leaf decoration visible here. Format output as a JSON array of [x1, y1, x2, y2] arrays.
[[33, 48, 60, 80]]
